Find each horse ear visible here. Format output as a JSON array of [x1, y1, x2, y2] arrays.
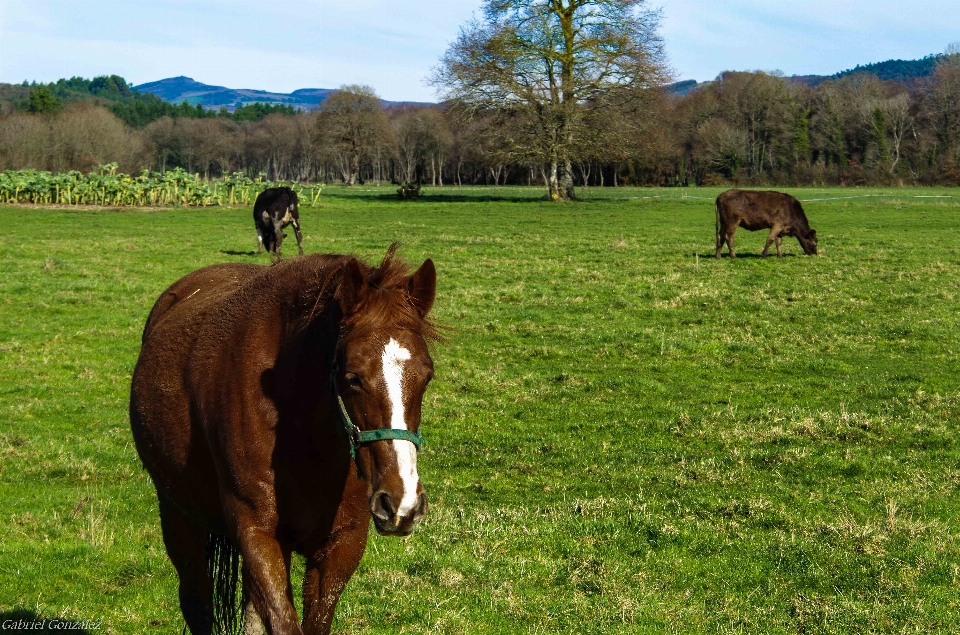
[[408, 258, 436, 316], [338, 258, 367, 313]]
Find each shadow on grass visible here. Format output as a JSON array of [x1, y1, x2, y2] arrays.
[[0, 609, 96, 634], [412, 193, 550, 204], [220, 250, 258, 256], [704, 252, 801, 259], [322, 190, 550, 204]]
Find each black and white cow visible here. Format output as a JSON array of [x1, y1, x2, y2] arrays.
[[254, 187, 303, 256]]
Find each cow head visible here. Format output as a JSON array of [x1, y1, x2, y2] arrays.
[[799, 229, 818, 255]]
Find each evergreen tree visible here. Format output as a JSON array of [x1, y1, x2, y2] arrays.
[[27, 85, 61, 113]]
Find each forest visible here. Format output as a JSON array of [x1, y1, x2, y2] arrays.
[[1, 56, 959, 188]]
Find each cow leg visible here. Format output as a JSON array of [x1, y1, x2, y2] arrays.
[[726, 227, 737, 259], [158, 493, 214, 635], [715, 224, 724, 259], [260, 212, 274, 255], [762, 226, 781, 258], [256, 230, 264, 255], [776, 236, 783, 258], [301, 523, 370, 635], [293, 219, 304, 256], [273, 221, 284, 257]]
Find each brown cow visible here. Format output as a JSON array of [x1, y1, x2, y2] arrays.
[[715, 189, 818, 259]]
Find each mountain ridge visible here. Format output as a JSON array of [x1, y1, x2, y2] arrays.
[[134, 76, 424, 109], [667, 51, 952, 95]]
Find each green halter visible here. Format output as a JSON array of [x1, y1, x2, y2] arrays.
[[330, 366, 423, 473]]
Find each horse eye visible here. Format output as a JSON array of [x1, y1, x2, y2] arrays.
[[345, 373, 363, 389]]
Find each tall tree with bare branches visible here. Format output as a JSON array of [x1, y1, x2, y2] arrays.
[[314, 85, 390, 185], [432, 0, 666, 200]]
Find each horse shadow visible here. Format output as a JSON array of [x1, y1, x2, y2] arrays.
[[0, 609, 95, 634], [219, 250, 259, 256]]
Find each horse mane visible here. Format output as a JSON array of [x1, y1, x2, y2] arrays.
[[261, 243, 441, 345], [344, 243, 443, 344]]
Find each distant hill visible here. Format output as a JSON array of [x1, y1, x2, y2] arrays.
[[0, 75, 302, 127], [0, 74, 434, 128], [669, 52, 950, 95], [791, 53, 946, 87], [665, 79, 703, 96], [134, 76, 430, 110], [133, 76, 335, 110]]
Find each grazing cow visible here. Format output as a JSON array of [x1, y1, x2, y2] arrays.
[[715, 189, 818, 259], [254, 187, 303, 256]]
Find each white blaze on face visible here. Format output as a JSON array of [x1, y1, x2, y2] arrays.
[[380, 337, 420, 516]]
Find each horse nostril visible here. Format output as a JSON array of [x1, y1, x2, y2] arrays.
[[415, 491, 428, 518], [372, 491, 395, 522]]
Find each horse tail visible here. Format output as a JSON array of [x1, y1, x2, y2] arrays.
[[206, 532, 245, 635]]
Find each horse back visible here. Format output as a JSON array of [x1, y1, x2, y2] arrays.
[[132, 262, 267, 520], [141, 263, 262, 343], [132, 254, 359, 541]]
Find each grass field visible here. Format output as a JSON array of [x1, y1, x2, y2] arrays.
[[1, 185, 959, 634]]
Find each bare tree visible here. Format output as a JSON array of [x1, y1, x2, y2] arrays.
[[0, 112, 47, 170], [697, 118, 749, 178], [432, 0, 666, 200], [711, 72, 793, 179], [314, 85, 391, 185], [869, 94, 912, 174], [47, 103, 144, 172], [392, 109, 425, 184], [929, 61, 960, 168], [142, 117, 179, 172], [252, 114, 301, 180], [390, 107, 453, 185], [419, 108, 453, 185]]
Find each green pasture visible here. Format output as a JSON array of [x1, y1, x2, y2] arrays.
[[1, 186, 959, 634]]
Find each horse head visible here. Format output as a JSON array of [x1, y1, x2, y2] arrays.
[[333, 251, 437, 536]]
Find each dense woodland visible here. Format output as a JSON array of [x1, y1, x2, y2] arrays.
[[2, 57, 960, 188]]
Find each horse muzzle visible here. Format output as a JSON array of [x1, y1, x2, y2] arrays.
[[371, 488, 428, 536]]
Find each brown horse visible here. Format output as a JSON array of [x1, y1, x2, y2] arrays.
[[130, 245, 439, 634]]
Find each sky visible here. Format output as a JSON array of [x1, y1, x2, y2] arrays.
[[0, 0, 958, 102]]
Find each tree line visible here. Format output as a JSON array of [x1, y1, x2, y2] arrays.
[[0, 40, 960, 189]]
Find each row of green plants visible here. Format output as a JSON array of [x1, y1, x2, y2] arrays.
[[0, 164, 323, 207]]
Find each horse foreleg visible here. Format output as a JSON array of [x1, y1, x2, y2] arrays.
[[234, 525, 301, 635], [240, 544, 291, 635], [243, 599, 266, 635], [158, 493, 214, 635], [301, 523, 370, 635]]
